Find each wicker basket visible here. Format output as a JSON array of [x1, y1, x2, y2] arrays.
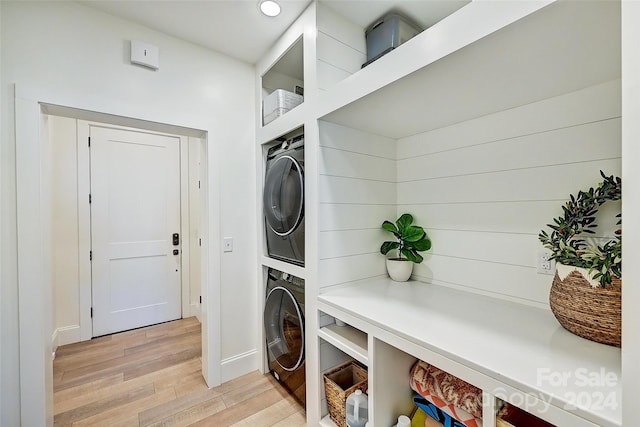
[[549, 267, 621, 347], [323, 361, 368, 427]]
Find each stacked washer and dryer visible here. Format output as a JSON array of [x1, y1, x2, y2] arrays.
[[262, 133, 306, 407]]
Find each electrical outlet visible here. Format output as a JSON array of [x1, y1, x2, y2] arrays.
[[537, 251, 556, 275], [223, 237, 233, 253]]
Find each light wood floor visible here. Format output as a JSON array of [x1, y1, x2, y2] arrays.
[[53, 317, 306, 426]]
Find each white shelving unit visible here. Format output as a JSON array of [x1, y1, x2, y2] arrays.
[[318, 277, 621, 427], [257, 101, 309, 144], [320, 414, 339, 427], [317, 323, 368, 366], [318, 0, 618, 138], [254, 0, 630, 425], [260, 256, 307, 280]]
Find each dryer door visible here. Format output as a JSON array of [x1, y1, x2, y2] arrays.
[[264, 286, 305, 372], [264, 155, 304, 237]]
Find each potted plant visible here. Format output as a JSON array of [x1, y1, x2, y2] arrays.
[[538, 171, 621, 346], [380, 213, 432, 281]]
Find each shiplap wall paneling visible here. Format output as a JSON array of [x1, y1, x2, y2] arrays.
[[396, 80, 621, 159], [316, 4, 366, 91], [397, 81, 621, 306], [318, 121, 396, 289]]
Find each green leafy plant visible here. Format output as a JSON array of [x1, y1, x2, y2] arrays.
[[538, 171, 621, 287], [380, 213, 432, 263]]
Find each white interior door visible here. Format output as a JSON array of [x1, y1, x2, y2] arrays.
[[90, 126, 181, 337]]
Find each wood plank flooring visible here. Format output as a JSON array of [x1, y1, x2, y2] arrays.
[[53, 317, 306, 426]]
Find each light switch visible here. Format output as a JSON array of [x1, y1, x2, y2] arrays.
[[223, 237, 233, 253], [130, 40, 159, 70]]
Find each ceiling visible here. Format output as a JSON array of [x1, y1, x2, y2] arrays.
[[80, 0, 468, 65]]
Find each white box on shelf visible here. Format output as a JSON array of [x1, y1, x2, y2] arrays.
[[263, 89, 303, 125]]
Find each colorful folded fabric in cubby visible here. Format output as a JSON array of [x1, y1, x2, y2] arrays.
[[414, 395, 481, 427], [410, 360, 483, 427], [411, 406, 448, 427]]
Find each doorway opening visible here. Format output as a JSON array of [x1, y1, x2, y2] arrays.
[[15, 95, 220, 426], [49, 117, 204, 342]]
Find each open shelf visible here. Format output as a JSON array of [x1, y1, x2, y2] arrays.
[[314, 1, 471, 95], [317, 0, 619, 139], [318, 323, 368, 366], [257, 101, 307, 145], [318, 277, 621, 427], [261, 256, 306, 280], [320, 414, 339, 427], [260, 37, 304, 130], [262, 37, 303, 95]]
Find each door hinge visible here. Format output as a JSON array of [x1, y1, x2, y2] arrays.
[[89, 194, 92, 204], [199, 296, 202, 304], [88, 136, 91, 147], [199, 238, 202, 247], [89, 250, 92, 261], [198, 180, 201, 189], [90, 307, 93, 318]]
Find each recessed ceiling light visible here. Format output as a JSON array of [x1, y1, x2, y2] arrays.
[[259, 0, 281, 17]]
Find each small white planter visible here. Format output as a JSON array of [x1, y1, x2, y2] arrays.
[[386, 258, 413, 282]]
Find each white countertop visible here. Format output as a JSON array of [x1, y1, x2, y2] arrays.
[[317, 277, 621, 427]]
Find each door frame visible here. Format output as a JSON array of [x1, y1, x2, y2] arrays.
[[76, 121, 194, 340], [14, 85, 221, 426]]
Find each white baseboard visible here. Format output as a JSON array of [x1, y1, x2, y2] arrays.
[[51, 329, 59, 355], [190, 302, 201, 322], [220, 349, 258, 383], [56, 325, 82, 347]]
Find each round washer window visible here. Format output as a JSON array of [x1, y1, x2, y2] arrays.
[[264, 155, 304, 237], [264, 286, 304, 372]]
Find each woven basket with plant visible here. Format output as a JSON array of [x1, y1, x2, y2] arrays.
[[538, 171, 621, 347]]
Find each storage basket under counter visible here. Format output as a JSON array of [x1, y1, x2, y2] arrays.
[[323, 361, 368, 427]]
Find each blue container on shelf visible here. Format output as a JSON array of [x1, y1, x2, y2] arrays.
[[363, 12, 422, 67]]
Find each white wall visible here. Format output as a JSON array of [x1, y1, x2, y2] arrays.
[[0, 0, 3, 421], [1, 1, 257, 424], [397, 80, 621, 306], [316, 4, 366, 92], [50, 116, 81, 346], [622, 2, 640, 424], [318, 80, 621, 308], [318, 121, 396, 289], [188, 138, 202, 318]]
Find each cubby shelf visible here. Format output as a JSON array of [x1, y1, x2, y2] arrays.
[[313, 1, 553, 122], [319, 414, 339, 427], [256, 101, 307, 145], [318, 277, 621, 427], [318, 323, 368, 366], [317, 0, 619, 139], [260, 256, 306, 279]]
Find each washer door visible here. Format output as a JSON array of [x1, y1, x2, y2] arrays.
[[264, 286, 305, 372], [264, 155, 304, 237]]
